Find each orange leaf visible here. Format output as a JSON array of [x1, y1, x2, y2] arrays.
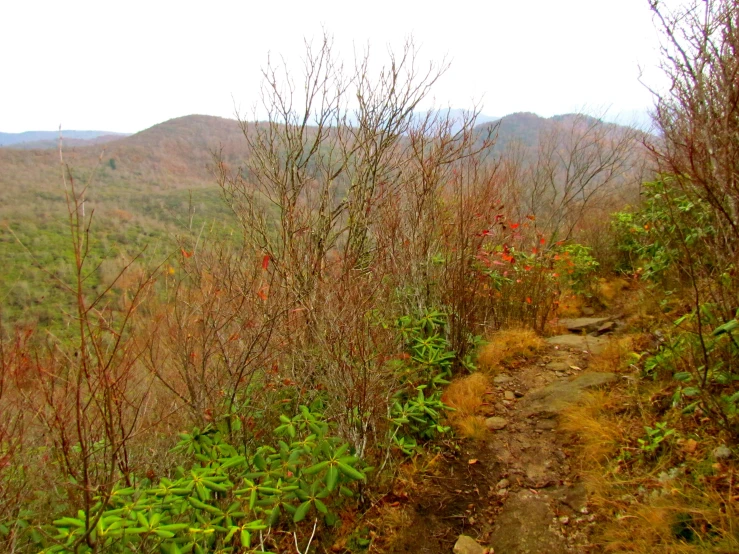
[[510, 223, 520, 229], [262, 254, 270, 270], [539, 237, 546, 245], [181, 248, 192, 258], [526, 297, 532, 304]]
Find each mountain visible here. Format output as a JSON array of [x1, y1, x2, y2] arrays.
[[474, 111, 646, 151], [0, 130, 129, 147]]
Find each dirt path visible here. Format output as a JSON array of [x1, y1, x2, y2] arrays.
[[380, 326, 620, 554]]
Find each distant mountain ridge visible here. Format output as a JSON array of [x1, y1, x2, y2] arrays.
[[0, 112, 646, 194], [0, 130, 130, 147]]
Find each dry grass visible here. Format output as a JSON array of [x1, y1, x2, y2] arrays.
[[477, 328, 545, 372], [561, 389, 627, 464], [442, 373, 492, 440], [561, 380, 739, 553], [557, 292, 586, 318], [598, 484, 739, 553], [596, 277, 631, 305], [588, 333, 651, 374]]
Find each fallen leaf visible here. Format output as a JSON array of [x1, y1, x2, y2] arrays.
[[683, 438, 698, 453], [468, 459, 479, 465]]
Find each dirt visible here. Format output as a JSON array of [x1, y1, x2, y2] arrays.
[[374, 333, 619, 554]]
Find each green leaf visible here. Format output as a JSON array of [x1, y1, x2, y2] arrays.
[[337, 462, 365, 481], [303, 461, 329, 475], [325, 465, 339, 491], [293, 500, 312, 523], [53, 518, 85, 528], [314, 499, 328, 515]]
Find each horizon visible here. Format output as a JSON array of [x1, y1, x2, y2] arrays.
[[0, 108, 655, 137], [1, 0, 663, 134]]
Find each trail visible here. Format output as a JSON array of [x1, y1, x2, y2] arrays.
[[382, 318, 621, 554]]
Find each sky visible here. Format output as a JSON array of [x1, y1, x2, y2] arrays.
[[0, 0, 666, 134]]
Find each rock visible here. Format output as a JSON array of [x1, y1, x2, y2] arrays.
[[493, 373, 512, 384], [489, 490, 568, 554], [497, 478, 510, 489], [550, 482, 588, 513], [485, 416, 508, 430], [713, 445, 732, 460], [582, 307, 596, 316], [546, 361, 571, 371], [536, 419, 557, 430], [504, 390, 516, 400], [546, 334, 608, 354], [520, 372, 618, 417], [559, 317, 612, 333], [453, 534, 485, 554], [514, 390, 525, 398], [597, 321, 616, 334]]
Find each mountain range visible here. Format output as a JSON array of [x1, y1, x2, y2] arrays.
[[0, 130, 130, 148]]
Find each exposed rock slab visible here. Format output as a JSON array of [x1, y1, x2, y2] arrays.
[[521, 372, 618, 417], [546, 334, 608, 354], [488, 489, 568, 554], [453, 535, 485, 554], [558, 317, 611, 333]]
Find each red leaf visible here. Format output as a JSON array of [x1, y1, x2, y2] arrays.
[[262, 254, 270, 270], [510, 223, 520, 229], [181, 248, 192, 258], [526, 297, 532, 304], [539, 237, 546, 245]]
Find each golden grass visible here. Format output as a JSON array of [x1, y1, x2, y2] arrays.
[[596, 277, 631, 305], [557, 292, 586, 318], [477, 328, 545, 372], [561, 382, 739, 554], [560, 389, 626, 464], [587, 333, 650, 374], [454, 415, 490, 440], [442, 373, 492, 439]]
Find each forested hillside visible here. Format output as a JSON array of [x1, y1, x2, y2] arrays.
[[0, 1, 737, 552]]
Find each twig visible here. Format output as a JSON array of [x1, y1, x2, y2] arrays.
[[294, 518, 318, 554]]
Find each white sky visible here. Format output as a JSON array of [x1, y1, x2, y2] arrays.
[[0, 0, 665, 133]]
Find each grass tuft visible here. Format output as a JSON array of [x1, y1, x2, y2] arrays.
[[477, 328, 545, 372]]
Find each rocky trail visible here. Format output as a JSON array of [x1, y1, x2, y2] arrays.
[[381, 317, 624, 554]]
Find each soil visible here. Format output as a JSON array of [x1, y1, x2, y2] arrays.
[[370, 330, 620, 554]]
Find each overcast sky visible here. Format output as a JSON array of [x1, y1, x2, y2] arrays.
[[0, 0, 665, 133]]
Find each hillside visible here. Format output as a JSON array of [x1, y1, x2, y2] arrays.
[[0, 111, 644, 331], [476, 111, 639, 151]]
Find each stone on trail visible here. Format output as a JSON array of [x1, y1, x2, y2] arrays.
[[493, 373, 512, 384], [545, 360, 571, 371], [521, 372, 618, 417], [488, 489, 568, 554], [485, 416, 508, 430], [546, 334, 608, 354], [559, 317, 612, 333], [453, 534, 485, 554]]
